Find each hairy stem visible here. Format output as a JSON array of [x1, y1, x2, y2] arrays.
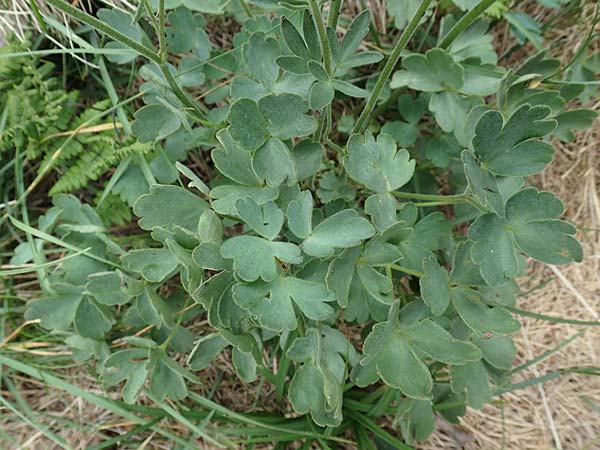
[[438, 0, 498, 49], [46, 0, 207, 120], [308, 0, 332, 74], [45, 0, 160, 63], [158, 0, 166, 64], [352, 0, 432, 135]]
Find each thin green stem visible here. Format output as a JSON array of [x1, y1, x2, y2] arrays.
[[159, 64, 207, 119], [45, 0, 207, 120], [439, 0, 498, 49], [352, 0, 432, 134], [45, 0, 160, 63], [237, 0, 253, 17], [159, 298, 192, 351], [327, 0, 344, 29], [390, 264, 425, 278], [391, 191, 467, 202], [308, 0, 332, 74], [158, 0, 167, 64], [544, 0, 600, 80]]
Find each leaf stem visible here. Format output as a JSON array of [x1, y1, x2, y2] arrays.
[[390, 264, 425, 278], [45, 0, 207, 120], [159, 65, 208, 119], [308, 0, 332, 75], [45, 0, 160, 63], [438, 0, 498, 49], [352, 0, 432, 134], [158, 0, 167, 64], [390, 191, 466, 202]]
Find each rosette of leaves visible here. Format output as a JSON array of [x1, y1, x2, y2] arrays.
[[30, 0, 595, 445]]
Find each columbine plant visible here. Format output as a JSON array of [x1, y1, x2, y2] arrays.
[[21, 0, 595, 443]]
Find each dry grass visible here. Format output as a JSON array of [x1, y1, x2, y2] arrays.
[[417, 4, 600, 449]]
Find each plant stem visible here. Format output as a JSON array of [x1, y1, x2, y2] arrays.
[[158, 0, 166, 64], [327, 0, 344, 29], [237, 0, 253, 17], [391, 191, 467, 202], [45, 0, 207, 120], [352, 0, 432, 134], [438, 0, 498, 49], [390, 264, 425, 278], [45, 0, 160, 63], [159, 64, 207, 119], [308, 0, 332, 75]]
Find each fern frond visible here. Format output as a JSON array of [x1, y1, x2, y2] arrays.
[[49, 141, 152, 195]]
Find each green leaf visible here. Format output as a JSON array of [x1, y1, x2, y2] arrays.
[[235, 198, 284, 240], [133, 185, 208, 232], [131, 104, 181, 143], [188, 333, 229, 370], [419, 258, 451, 316], [232, 277, 335, 332], [303, 209, 375, 257], [345, 132, 415, 194], [287, 190, 313, 239], [381, 121, 418, 148], [354, 305, 432, 399], [330, 79, 369, 98], [338, 10, 371, 63], [354, 302, 480, 398], [472, 104, 557, 176], [451, 287, 520, 337], [365, 193, 397, 232], [232, 347, 257, 382], [429, 92, 483, 135], [281, 17, 310, 59], [221, 236, 302, 282], [470, 188, 583, 285], [292, 139, 323, 180], [391, 48, 464, 92], [242, 32, 280, 89], [326, 247, 361, 308], [258, 94, 317, 140], [309, 81, 335, 109], [166, 8, 211, 59], [192, 242, 229, 271], [447, 19, 497, 65], [386, 0, 430, 29], [213, 129, 262, 186], [316, 171, 356, 204], [74, 296, 115, 340], [290, 358, 340, 427], [469, 213, 519, 286], [554, 109, 598, 142], [287, 328, 346, 427], [149, 354, 189, 401], [210, 184, 279, 216], [102, 348, 149, 404], [462, 150, 504, 216], [451, 360, 492, 410], [474, 334, 516, 371], [122, 249, 178, 283], [197, 209, 223, 245], [85, 271, 131, 306], [25, 284, 83, 331], [227, 98, 269, 151], [408, 318, 482, 364], [253, 138, 297, 187]]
